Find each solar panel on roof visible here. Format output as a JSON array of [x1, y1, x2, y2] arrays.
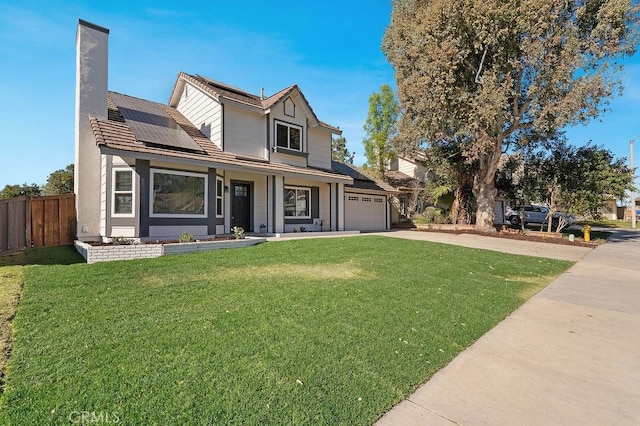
[[109, 92, 205, 154]]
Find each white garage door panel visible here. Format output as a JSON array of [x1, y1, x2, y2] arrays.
[[345, 194, 386, 231]]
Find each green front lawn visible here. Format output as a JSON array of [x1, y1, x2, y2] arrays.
[[0, 237, 571, 425]]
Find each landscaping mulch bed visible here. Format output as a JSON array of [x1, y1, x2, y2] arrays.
[[86, 236, 234, 246], [413, 226, 602, 248]]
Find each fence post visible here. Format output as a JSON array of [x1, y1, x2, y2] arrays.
[[26, 196, 32, 249]]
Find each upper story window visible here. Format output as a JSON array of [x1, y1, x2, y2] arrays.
[[275, 121, 302, 151], [112, 168, 134, 217], [150, 168, 207, 218]]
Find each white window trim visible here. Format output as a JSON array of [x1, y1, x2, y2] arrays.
[[216, 176, 224, 218], [284, 186, 311, 219], [112, 167, 134, 218], [274, 120, 303, 152], [150, 168, 208, 218]]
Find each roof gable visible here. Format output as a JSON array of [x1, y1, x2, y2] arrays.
[[168, 72, 340, 133]]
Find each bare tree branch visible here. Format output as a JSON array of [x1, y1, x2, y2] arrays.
[[475, 46, 488, 85]]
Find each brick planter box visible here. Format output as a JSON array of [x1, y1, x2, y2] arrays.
[[74, 237, 266, 264]]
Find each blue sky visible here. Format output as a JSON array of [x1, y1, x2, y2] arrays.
[[0, 1, 639, 188]]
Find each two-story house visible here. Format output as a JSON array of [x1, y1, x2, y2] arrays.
[[74, 20, 391, 242]]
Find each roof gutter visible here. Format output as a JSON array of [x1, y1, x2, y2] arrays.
[[99, 146, 353, 184]]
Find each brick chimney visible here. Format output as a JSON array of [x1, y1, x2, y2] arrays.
[[74, 19, 109, 240]]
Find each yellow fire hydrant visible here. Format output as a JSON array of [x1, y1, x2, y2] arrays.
[[583, 224, 591, 242]]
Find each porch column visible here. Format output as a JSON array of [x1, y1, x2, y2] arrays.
[[337, 182, 345, 231], [274, 175, 285, 233], [330, 183, 337, 232]]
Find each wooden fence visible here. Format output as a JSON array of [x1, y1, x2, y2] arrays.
[[0, 196, 28, 254], [0, 194, 76, 255]]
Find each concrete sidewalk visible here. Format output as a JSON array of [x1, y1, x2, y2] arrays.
[[377, 229, 640, 425]]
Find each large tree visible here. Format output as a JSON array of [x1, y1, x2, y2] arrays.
[[331, 136, 355, 164], [498, 140, 634, 231], [421, 143, 476, 223], [383, 0, 638, 231], [42, 164, 74, 195], [0, 183, 41, 199], [363, 84, 400, 177]]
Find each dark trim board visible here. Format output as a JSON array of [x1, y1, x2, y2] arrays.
[[79, 19, 109, 34], [385, 195, 389, 230], [137, 159, 150, 237], [148, 218, 210, 226], [271, 146, 309, 158], [311, 187, 319, 219], [285, 218, 313, 225], [134, 161, 141, 237], [207, 168, 216, 235]]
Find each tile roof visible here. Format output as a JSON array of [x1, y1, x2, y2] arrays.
[[331, 161, 396, 193], [91, 92, 352, 184], [385, 170, 420, 190]]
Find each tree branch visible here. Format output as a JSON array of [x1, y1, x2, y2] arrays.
[[512, 67, 524, 118], [503, 98, 533, 138], [475, 47, 488, 84]]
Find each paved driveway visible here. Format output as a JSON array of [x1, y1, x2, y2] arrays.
[[374, 230, 592, 262]]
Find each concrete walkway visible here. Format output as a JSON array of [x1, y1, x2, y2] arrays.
[[377, 228, 640, 425]]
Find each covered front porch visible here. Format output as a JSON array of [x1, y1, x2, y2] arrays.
[[219, 170, 349, 235]]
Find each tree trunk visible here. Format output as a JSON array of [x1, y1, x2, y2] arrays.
[[473, 149, 500, 232], [450, 186, 463, 224], [473, 180, 497, 232]]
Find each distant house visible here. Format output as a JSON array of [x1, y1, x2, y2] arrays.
[[386, 156, 430, 222], [385, 154, 507, 225], [74, 20, 392, 242]]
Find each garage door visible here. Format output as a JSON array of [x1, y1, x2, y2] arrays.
[[345, 193, 387, 231]]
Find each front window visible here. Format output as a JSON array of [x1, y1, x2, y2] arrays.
[[276, 122, 302, 151], [113, 169, 133, 216], [150, 169, 207, 217], [284, 187, 310, 218]]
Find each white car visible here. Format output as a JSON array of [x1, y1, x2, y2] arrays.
[[506, 205, 576, 227]]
